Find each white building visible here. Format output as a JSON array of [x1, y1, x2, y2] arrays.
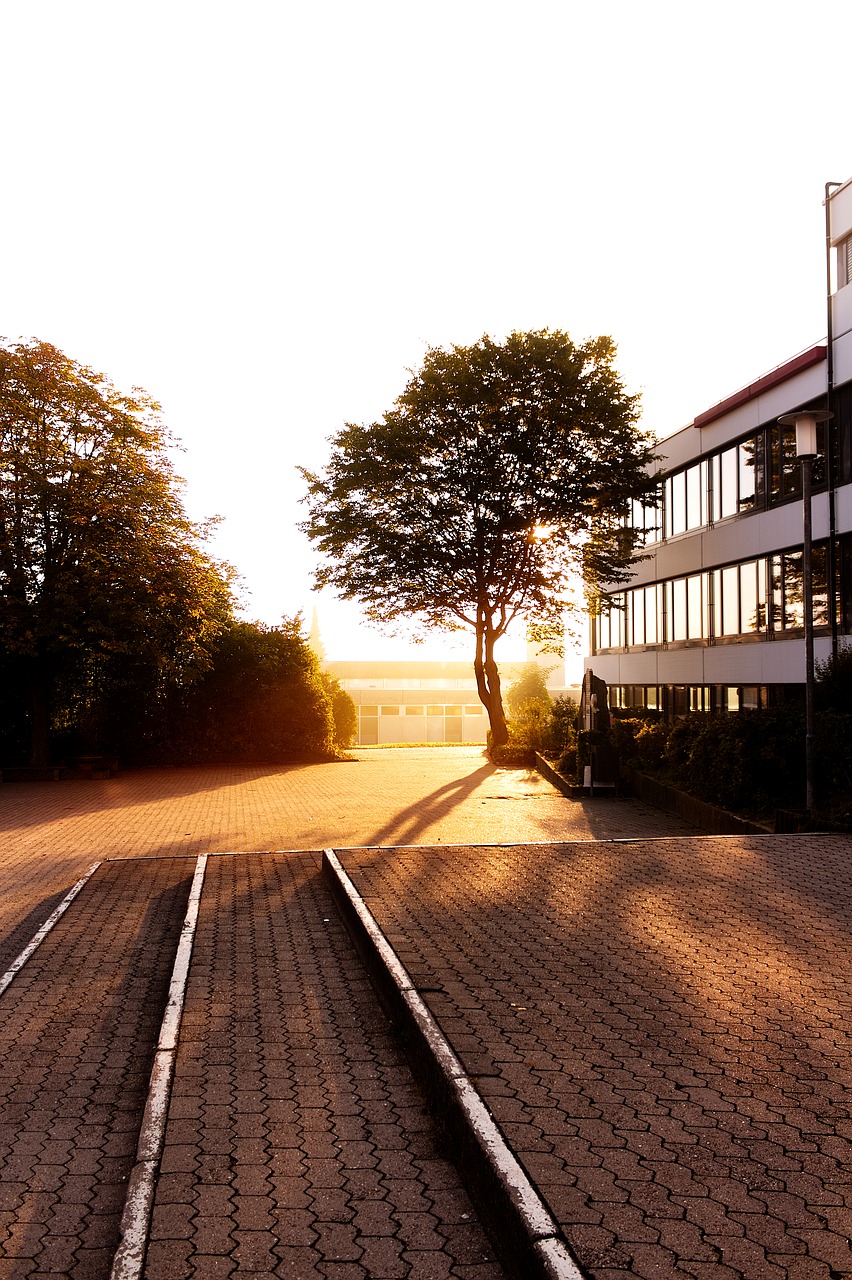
[[328, 656, 573, 746], [586, 178, 852, 716]]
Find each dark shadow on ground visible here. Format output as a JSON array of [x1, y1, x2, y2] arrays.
[[359, 763, 497, 847]]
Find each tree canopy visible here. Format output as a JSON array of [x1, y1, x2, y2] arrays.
[[301, 329, 656, 745], [0, 339, 234, 765]]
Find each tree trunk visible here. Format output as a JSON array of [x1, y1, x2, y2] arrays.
[[473, 614, 508, 748]]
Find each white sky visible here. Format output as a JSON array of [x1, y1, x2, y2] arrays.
[[3, 0, 851, 680]]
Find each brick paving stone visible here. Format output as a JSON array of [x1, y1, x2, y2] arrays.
[[0, 749, 698, 978], [336, 835, 852, 1280], [145, 852, 505, 1278], [0, 858, 193, 1279]]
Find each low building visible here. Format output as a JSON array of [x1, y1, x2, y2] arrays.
[[327, 658, 573, 746], [586, 177, 852, 715]]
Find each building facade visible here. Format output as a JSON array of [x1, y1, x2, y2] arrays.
[[586, 177, 852, 716], [327, 657, 573, 746]]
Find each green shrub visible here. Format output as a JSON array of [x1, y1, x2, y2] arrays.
[[489, 742, 536, 767], [506, 698, 553, 753], [548, 695, 578, 755]]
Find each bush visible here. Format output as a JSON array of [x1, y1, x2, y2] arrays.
[[489, 742, 536, 767], [321, 673, 358, 749], [548, 695, 578, 755], [506, 698, 553, 753]]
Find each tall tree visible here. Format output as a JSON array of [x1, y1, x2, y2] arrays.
[[0, 339, 234, 765], [301, 329, 656, 746]]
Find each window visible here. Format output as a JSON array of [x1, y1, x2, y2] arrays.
[[738, 437, 760, 511], [644, 584, 658, 644], [668, 574, 706, 641], [738, 560, 766, 632], [669, 578, 686, 640], [596, 596, 625, 650], [667, 471, 686, 536], [839, 234, 852, 289], [716, 447, 739, 519], [685, 462, 704, 530]]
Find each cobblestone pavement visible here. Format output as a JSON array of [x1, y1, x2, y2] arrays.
[[0, 749, 699, 975], [0, 858, 193, 1278], [147, 851, 503, 1280], [336, 837, 852, 1280]]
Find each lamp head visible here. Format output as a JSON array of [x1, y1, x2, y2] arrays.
[[778, 409, 833, 459]]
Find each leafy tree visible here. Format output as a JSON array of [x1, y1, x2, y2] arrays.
[[301, 330, 656, 745], [321, 672, 358, 749], [505, 662, 553, 719], [0, 339, 234, 765], [159, 619, 337, 763]]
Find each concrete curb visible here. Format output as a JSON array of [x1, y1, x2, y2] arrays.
[[322, 849, 586, 1280], [110, 854, 208, 1280], [0, 862, 102, 998]]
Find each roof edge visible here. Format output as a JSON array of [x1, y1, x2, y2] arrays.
[[692, 345, 826, 430]]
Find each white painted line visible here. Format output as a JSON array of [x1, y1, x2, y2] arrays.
[[0, 862, 102, 998], [324, 849, 586, 1280], [110, 853, 208, 1280]]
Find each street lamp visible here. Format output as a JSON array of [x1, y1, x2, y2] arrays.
[[778, 408, 833, 814]]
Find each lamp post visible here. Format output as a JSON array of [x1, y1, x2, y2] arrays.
[[778, 409, 833, 814]]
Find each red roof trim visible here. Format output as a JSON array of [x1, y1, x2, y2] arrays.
[[692, 345, 827, 429]]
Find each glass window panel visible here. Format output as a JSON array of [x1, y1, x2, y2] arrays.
[[360, 705, 378, 717], [718, 448, 738, 519], [631, 589, 644, 645], [381, 706, 400, 715], [671, 578, 687, 641], [738, 437, 758, 511], [685, 464, 702, 530], [772, 425, 802, 499], [769, 555, 783, 631], [813, 544, 829, 627], [647, 485, 663, 543], [405, 706, 422, 716], [427, 705, 445, 715], [740, 561, 759, 632], [686, 574, 703, 637], [611, 595, 625, 647], [719, 565, 740, 635], [669, 472, 686, 535], [783, 552, 804, 628], [644, 585, 658, 644]]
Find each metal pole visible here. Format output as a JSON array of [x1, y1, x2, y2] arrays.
[[802, 455, 815, 814], [826, 181, 842, 657]]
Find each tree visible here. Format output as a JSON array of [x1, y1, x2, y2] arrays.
[[320, 672, 358, 749], [0, 339, 234, 765], [300, 329, 656, 747], [160, 619, 337, 762], [505, 662, 554, 720]]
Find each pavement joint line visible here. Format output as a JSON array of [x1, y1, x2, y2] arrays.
[[109, 852, 208, 1280], [323, 847, 586, 1280], [0, 861, 102, 998]]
